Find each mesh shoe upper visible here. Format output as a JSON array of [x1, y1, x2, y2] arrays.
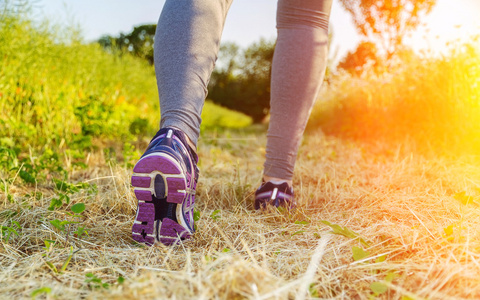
[[131, 127, 199, 246]]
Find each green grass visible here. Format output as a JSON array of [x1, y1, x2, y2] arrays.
[[0, 5, 251, 174]]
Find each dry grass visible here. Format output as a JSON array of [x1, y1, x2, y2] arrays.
[[2, 128, 480, 299]]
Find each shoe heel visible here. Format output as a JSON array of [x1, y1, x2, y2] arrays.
[[131, 153, 190, 246]]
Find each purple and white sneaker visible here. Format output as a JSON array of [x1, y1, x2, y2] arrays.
[[254, 181, 296, 210], [131, 127, 199, 246]]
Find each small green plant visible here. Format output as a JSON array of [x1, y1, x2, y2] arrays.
[[18, 163, 37, 184], [48, 179, 94, 211], [369, 272, 398, 299], [0, 146, 18, 171], [210, 209, 221, 221], [117, 275, 125, 284], [49, 202, 88, 242], [30, 287, 52, 299], [352, 246, 370, 261], [0, 220, 21, 242], [85, 273, 110, 289], [193, 209, 201, 231], [44, 246, 74, 274], [291, 230, 305, 237], [309, 283, 320, 297], [0, 179, 15, 203], [321, 220, 371, 247], [42, 239, 57, 258], [294, 220, 309, 225]]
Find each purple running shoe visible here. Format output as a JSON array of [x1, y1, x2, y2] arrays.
[[131, 127, 199, 246], [254, 181, 296, 210]]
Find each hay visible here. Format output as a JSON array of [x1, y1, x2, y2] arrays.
[[1, 129, 480, 299]]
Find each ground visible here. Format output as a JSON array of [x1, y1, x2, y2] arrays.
[[1, 127, 480, 299]]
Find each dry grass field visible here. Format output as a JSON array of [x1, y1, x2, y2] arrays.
[[2, 128, 480, 299], [2, 4, 480, 299]]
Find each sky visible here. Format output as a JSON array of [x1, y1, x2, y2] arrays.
[[35, 0, 480, 64]]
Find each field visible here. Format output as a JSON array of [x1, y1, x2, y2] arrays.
[[2, 4, 480, 300], [2, 129, 480, 299]]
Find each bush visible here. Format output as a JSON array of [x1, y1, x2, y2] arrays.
[[308, 39, 480, 155], [0, 4, 252, 164]]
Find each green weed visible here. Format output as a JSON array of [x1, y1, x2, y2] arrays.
[[352, 246, 370, 261], [210, 209, 221, 221], [85, 273, 110, 290], [321, 220, 371, 247], [44, 246, 74, 274], [369, 272, 398, 299], [49, 202, 87, 241], [30, 287, 52, 299], [1, 220, 21, 242]]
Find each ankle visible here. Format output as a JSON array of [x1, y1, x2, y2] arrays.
[[263, 175, 292, 187], [184, 134, 197, 154], [164, 126, 197, 153]]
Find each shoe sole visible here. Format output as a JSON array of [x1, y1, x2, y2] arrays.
[[131, 152, 193, 246]]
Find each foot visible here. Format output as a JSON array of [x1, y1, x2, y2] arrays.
[[262, 175, 292, 188], [131, 127, 199, 246], [254, 180, 295, 210]]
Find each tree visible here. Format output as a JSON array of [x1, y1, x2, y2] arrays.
[[337, 41, 379, 75], [98, 24, 156, 64], [339, 0, 436, 57], [208, 39, 275, 123]]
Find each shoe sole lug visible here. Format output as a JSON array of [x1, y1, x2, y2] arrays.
[[131, 153, 192, 246]]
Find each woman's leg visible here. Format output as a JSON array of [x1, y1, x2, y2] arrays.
[[154, 0, 233, 146], [132, 0, 233, 246], [263, 0, 333, 183]]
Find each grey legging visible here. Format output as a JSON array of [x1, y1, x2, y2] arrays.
[[155, 0, 333, 180]]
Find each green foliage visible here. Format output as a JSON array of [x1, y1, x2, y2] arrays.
[[48, 179, 95, 211], [370, 281, 388, 295], [1, 220, 21, 242], [71, 203, 86, 214], [208, 39, 275, 122], [201, 101, 252, 130], [0, 7, 252, 179], [294, 220, 309, 225], [98, 24, 156, 64], [49, 201, 88, 244], [85, 273, 110, 289], [321, 220, 370, 247], [193, 209, 201, 231], [0, 146, 18, 170], [369, 272, 398, 298], [44, 246, 74, 274], [210, 209, 221, 221], [352, 246, 369, 261], [31, 287, 52, 298], [0, 7, 159, 153], [117, 275, 125, 284], [309, 283, 320, 297], [193, 209, 201, 222]]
